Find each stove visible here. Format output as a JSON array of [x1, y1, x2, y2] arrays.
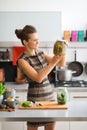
[[54, 80, 87, 88]]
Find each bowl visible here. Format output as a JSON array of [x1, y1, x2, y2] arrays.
[[4, 100, 15, 108]]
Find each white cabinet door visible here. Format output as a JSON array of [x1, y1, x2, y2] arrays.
[[0, 122, 1, 130], [69, 91, 87, 130], [1, 91, 27, 130], [70, 121, 87, 130], [1, 122, 24, 130], [56, 122, 69, 130], [69, 92, 87, 101]]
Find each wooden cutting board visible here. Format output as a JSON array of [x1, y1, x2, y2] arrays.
[[19, 101, 68, 110]]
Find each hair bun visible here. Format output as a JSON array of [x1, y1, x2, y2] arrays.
[[15, 29, 22, 39]]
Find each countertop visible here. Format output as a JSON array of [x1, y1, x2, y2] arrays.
[[4, 82, 28, 92], [4, 82, 87, 92], [0, 100, 87, 122], [0, 82, 87, 122]]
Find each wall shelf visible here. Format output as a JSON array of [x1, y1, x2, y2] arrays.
[[68, 42, 87, 48]]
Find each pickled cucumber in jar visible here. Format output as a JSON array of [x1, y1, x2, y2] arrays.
[[57, 88, 69, 104], [53, 40, 66, 55]]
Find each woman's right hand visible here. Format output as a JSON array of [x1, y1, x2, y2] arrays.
[[51, 54, 64, 66]]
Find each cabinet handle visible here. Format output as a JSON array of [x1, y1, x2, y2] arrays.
[[73, 96, 87, 99], [15, 96, 19, 98]]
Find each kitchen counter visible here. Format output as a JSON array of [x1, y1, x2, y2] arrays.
[[5, 82, 28, 92], [1, 82, 87, 122], [0, 100, 87, 122], [4, 82, 87, 92]]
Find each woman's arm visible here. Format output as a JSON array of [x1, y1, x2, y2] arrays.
[[15, 67, 26, 84], [17, 54, 63, 83], [44, 52, 66, 67]]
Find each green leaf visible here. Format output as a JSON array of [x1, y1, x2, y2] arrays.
[[0, 83, 6, 95]]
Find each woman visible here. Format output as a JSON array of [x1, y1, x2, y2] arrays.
[[15, 25, 66, 130]]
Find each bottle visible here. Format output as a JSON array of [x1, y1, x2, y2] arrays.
[[4, 49, 10, 60]]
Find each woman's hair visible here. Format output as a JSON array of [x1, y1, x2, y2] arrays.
[[15, 25, 37, 45]]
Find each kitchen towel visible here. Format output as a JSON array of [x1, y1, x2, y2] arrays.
[[12, 46, 25, 66]]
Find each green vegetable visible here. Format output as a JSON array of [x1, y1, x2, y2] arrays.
[[0, 83, 6, 96], [22, 101, 30, 107], [57, 90, 67, 104]]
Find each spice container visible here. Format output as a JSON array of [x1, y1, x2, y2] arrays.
[[64, 31, 70, 42], [71, 31, 77, 42], [78, 30, 84, 42]]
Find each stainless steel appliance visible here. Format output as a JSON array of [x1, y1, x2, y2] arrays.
[[54, 80, 87, 88]]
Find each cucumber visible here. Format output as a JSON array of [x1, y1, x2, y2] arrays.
[[22, 101, 30, 107]]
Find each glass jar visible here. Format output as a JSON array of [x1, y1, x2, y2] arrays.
[[3, 88, 16, 100], [53, 40, 66, 55], [57, 87, 69, 104]]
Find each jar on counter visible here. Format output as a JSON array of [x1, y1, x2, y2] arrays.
[[3, 88, 16, 100], [57, 87, 69, 104]]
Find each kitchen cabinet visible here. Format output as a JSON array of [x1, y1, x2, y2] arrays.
[[55, 122, 69, 130], [70, 122, 87, 130], [0, 123, 1, 130], [1, 122, 24, 130], [69, 91, 87, 101], [69, 91, 87, 130], [1, 91, 27, 130]]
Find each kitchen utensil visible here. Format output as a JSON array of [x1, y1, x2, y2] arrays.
[[4, 100, 15, 108], [68, 50, 83, 77], [57, 68, 76, 81]]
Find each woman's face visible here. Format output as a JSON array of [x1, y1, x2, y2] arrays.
[[26, 33, 39, 50]]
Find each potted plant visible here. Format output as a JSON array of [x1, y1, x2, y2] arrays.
[[0, 83, 6, 105]]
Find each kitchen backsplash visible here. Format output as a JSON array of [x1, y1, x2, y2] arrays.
[[0, 41, 87, 81]]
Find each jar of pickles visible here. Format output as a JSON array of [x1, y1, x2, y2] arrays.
[[53, 40, 66, 55], [57, 87, 69, 104]]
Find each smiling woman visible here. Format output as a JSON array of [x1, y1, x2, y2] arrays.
[[0, 11, 61, 42]]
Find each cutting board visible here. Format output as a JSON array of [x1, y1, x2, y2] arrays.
[[19, 101, 68, 110]]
